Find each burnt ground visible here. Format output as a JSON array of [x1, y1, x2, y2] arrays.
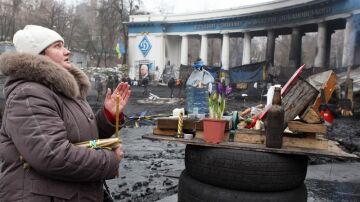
[[98, 85, 360, 202]]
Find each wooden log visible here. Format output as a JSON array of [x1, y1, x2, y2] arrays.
[[287, 121, 327, 134], [282, 77, 318, 124]]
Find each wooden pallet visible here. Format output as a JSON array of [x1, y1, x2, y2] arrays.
[[145, 129, 358, 159]]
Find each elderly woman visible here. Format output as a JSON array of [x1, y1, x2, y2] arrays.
[[0, 25, 130, 201]]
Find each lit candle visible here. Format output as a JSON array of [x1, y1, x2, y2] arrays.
[[115, 93, 120, 138], [176, 111, 184, 138]]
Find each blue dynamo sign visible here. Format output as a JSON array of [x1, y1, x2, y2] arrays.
[[138, 36, 152, 57]]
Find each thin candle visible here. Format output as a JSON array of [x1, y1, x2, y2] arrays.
[[176, 111, 184, 138], [115, 93, 120, 138]]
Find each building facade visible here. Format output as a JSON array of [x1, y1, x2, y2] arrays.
[[127, 0, 360, 80]]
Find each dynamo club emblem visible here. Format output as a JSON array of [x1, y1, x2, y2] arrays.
[[138, 36, 152, 57]]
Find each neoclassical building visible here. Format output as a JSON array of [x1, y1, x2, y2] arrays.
[[127, 0, 360, 80]]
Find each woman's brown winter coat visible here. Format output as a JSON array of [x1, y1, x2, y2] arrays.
[[0, 53, 119, 201]]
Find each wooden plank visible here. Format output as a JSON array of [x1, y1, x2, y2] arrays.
[[230, 131, 327, 150], [143, 134, 358, 159], [283, 136, 327, 149], [156, 117, 230, 131], [287, 121, 327, 134], [156, 118, 198, 130], [153, 128, 177, 136], [301, 106, 322, 124], [236, 128, 265, 135], [235, 128, 306, 138], [232, 132, 265, 144]]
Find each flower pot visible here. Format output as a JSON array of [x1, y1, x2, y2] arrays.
[[203, 118, 227, 144]]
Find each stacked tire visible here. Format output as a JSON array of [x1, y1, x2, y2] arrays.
[[178, 145, 308, 202]]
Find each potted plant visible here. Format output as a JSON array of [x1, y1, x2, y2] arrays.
[[203, 80, 232, 143]]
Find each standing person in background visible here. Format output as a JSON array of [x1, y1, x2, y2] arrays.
[[168, 77, 176, 98], [176, 78, 183, 98], [140, 64, 150, 96], [0, 25, 131, 202], [106, 75, 115, 91], [114, 74, 119, 89], [95, 75, 104, 101]]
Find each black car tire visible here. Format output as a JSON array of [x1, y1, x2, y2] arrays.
[[178, 170, 307, 202], [185, 145, 308, 192]]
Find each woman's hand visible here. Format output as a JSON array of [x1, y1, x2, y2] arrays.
[[104, 82, 131, 116], [112, 144, 124, 161]]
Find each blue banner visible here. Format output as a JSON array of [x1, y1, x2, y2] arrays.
[[229, 62, 266, 83]]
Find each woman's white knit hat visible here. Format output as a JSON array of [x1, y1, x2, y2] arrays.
[[13, 25, 64, 54]]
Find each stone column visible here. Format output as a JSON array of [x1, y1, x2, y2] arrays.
[[314, 22, 327, 68], [242, 32, 251, 65], [200, 34, 208, 65], [325, 30, 333, 69], [157, 33, 166, 80], [180, 35, 188, 66], [221, 33, 230, 70], [266, 30, 276, 66], [288, 27, 302, 68], [342, 17, 355, 67]]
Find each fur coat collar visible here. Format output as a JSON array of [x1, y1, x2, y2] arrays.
[[0, 52, 90, 99]]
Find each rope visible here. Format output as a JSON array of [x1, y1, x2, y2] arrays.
[[89, 140, 98, 149]]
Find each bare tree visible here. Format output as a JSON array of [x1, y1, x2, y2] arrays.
[[251, 37, 266, 63], [330, 30, 344, 68], [0, 0, 22, 41], [0, 0, 147, 67], [274, 35, 291, 67], [301, 33, 316, 68], [229, 37, 242, 67], [111, 0, 143, 65]]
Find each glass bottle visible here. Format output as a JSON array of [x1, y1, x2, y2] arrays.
[[265, 87, 284, 148]]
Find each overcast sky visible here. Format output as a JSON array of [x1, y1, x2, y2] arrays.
[[63, 0, 274, 14], [143, 0, 274, 14]]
